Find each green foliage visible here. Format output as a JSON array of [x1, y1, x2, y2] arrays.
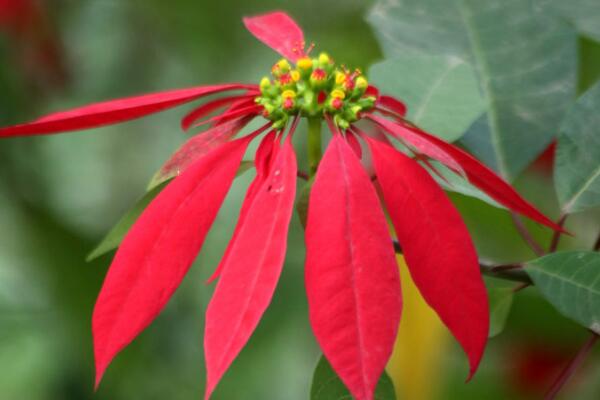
[[368, 0, 577, 180], [485, 278, 514, 338], [369, 55, 484, 142], [310, 355, 396, 400], [526, 251, 600, 334], [555, 82, 600, 213], [536, 0, 600, 42]]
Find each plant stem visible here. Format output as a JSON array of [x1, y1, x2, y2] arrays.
[[548, 214, 568, 253], [544, 332, 599, 400], [510, 212, 545, 256], [392, 240, 531, 283], [307, 117, 322, 177]]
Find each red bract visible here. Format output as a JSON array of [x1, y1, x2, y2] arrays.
[[0, 10, 564, 400]]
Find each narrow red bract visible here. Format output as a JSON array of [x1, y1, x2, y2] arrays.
[[92, 135, 253, 386], [305, 136, 402, 400], [243, 11, 306, 61], [367, 136, 489, 378], [204, 136, 297, 398], [0, 83, 252, 137], [152, 117, 260, 187], [180, 93, 256, 131], [206, 130, 278, 283]]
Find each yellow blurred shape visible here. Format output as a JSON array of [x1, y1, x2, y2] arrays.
[[387, 255, 449, 400]]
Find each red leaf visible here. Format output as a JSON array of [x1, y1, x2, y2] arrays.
[[243, 11, 305, 61], [204, 136, 297, 399], [92, 134, 255, 387], [378, 95, 407, 117], [206, 130, 278, 283], [370, 114, 564, 232], [366, 136, 489, 379], [367, 114, 464, 174], [180, 93, 256, 131], [150, 117, 262, 188], [0, 83, 255, 137], [305, 135, 401, 400], [204, 104, 263, 127], [345, 130, 363, 159]]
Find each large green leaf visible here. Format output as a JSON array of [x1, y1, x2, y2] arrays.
[[369, 55, 484, 142], [310, 355, 396, 400], [535, 0, 600, 42], [526, 251, 600, 333], [367, 0, 577, 180], [555, 82, 600, 213]]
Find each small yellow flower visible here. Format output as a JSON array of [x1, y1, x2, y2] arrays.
[[290, 70, 301, 82], [318, 52, 331, 65], [356, 76, 368, 90], [282, 89, 296, 99], [331, 89, 346, 100], [260, 77, 271, 91], [335, 71, 346, 85], [276, 59, 291, 73], [297, 57, 313, 70]]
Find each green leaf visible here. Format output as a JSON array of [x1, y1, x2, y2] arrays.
[[526, 251, 600, 333], [86, 181, 169, 261], [310, 355, 396, 400], [535, 0, 600, 42], [368, 0, 577, 180], [296, 177, 314, 230], [485, 278, 514, 338], [555, 82, 600, 213], [425, 161, 504, 209], [369, 55, 484, 142]]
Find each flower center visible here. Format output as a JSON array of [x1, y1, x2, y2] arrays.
[[255, 52, 376, 129]]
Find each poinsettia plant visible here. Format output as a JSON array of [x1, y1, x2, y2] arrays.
[[0, 10, 576, 400]]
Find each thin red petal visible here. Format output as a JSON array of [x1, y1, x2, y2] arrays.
[[367, 114, 464, 174], [378, 95, 407, 117], [206, 104, 263, 126], [92, 134, 255, 388], [366, 136, 489, 379], [371, 115, 563, 232], [243, 11, 305, 61], [206, 130, 278, 283], [305, 136, 401, 400], [0, 83, 255, 137], [151, 117, 262, 187], [345, 130, 363, 159], [204, 136, 297, 399], [180, 93, 255, 131]]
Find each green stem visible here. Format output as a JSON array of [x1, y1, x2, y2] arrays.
[[307, 117, 322, 177]]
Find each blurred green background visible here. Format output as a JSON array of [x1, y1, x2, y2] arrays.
[[1, 1, 599, 399]]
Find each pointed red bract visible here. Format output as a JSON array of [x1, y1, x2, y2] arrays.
[[379, 95, 407, 117], [369, 114, 563, 231], [204, 136, 297, 399], [305, 136, 402, 400], [206, 130, 278, 283], [92, 134, 255, 387], [366, 136, 489, 378], [180, 93, 256, 131], [0, 83, 254, 137], [151, 117, 262, 188], [243, 11, 305, 61], [367, 114, 464, 173]]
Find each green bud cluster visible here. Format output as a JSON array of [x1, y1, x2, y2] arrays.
[[255, 53, 376, 129]]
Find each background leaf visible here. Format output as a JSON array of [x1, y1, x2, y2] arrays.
[[368, 0, 577, 180], [526, 251, 600, 333], [310, 355, 396, 400], [535, 0, 600, 42], [369, 54, 484, 142], [555, 82, 600, 213], [486, 278, 514, 338]]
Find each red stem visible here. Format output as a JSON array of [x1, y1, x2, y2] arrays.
[[544, 332, 599, 400], [510, 212, 545, 256], [548, 214, 568, 253]]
